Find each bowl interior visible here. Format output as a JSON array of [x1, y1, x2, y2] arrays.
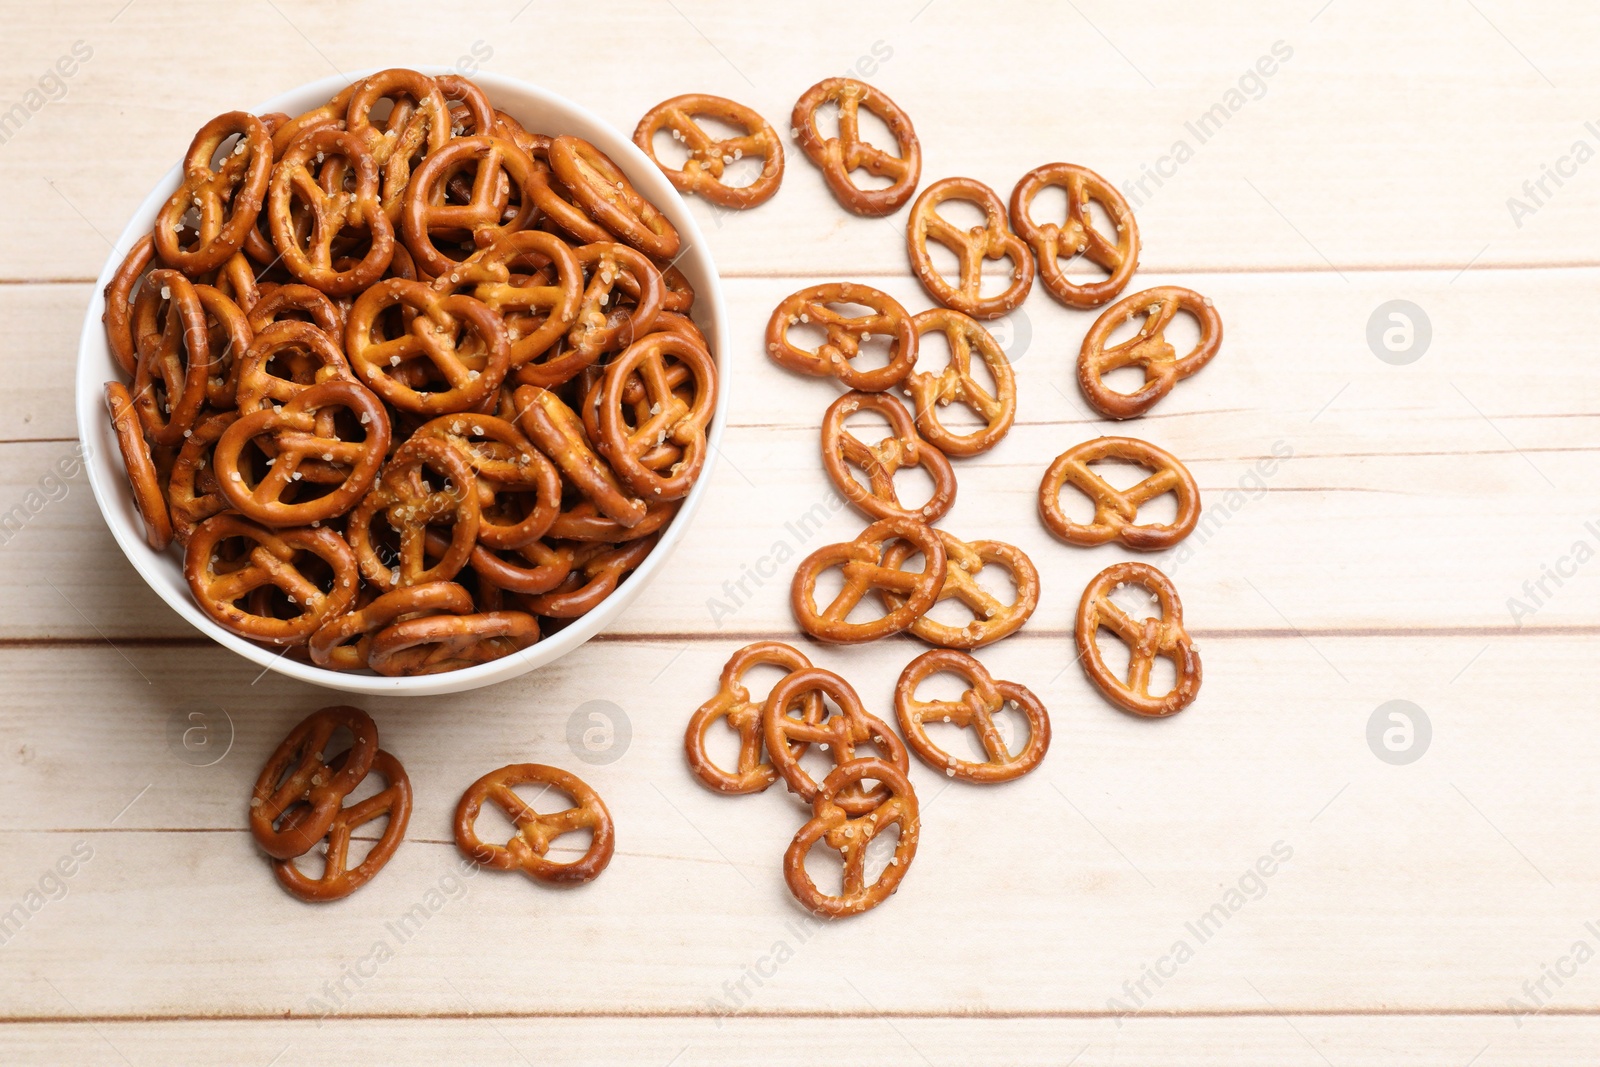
[[75, 67, 727, 696]]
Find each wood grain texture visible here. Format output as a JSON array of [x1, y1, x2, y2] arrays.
[[2, 0, 1598, 1060]]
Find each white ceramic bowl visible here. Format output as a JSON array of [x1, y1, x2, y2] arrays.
[[76, 68, 727, 696]]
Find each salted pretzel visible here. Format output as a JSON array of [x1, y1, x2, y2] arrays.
[[433, 230, 584, 369], [166, 411, 237, 543], [906, 177, 1034, 319], [1039, 436, 1200, 550], [595, 332, 717, 500], [154, 111, 273, 275], [412, 414, 562, 550], [1075, 562, 1202, 717], [212, 252, 262, 318], [194, 283, 253, 410], [514, 385, 646, 528], [894, 650, 1051, 783], [234, 320, 357, 420], [273, 749, 412, 902], [346, 279, 512, 414], [467, 535, 576, 596], [268, 126, 396, 295], [685, 641, 819, 795], [184, 515, 361, 644], [762, 667, 909, 815], [821, 391, 956, 523], [546, 497, 678, 543], [634, 94, 784, 209], [784, 758, 920, 918], [308, 580, 475, 670], [1079, 287, 1222, 420], [344, 68, 452, 222], [401, 134, 541, 275], [103, 236, 157, 378], [249, 705, 379, 860], [766, 283, 917, 392], [104, 381, 173, 550], [524, 535, 657, 617], [347, 434, 481, 591], [879, 530, 1039, 649], [246, 283, 345, 345], [658, 265, 695, 314], [368, 609, 539, 675], [131, 269, 212, 446], [791, 78, 921, 216], [791, 516, 947, 643], [1011, 162, 1140, 308], [454, 764, 615, 885], [905, 308, 1016, 456], [527, 241, 665, 384], [549, 135, 681, 259], [214, 379, 392, 526]]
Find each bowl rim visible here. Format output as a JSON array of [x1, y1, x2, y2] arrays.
[[74, 66, 728, 696]]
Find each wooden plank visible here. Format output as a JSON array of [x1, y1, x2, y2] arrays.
[[0, 635, 1595, 1018], [3, 1015, 1600, 1066], [2, 1, 1599, 280]]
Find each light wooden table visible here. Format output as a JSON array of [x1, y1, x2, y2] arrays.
[[3, 1, 1598, 1062]]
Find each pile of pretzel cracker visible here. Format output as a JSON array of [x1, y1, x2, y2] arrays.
[[101, 68, 717, 677], [667, 78, 1220, 918]]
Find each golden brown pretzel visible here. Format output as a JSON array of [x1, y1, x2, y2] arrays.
[[467, 537, 575, 596], [246, 283, 344, 345], [820, 391, 955, 523], [595, 331, 717, 501], [213, 379, 392, 526], [633, 94, 784, 209], [1039, 436, 1200, 550], [546, 497, 678, 543], [273, 749, 412, 902], [790, 516, 947, 643], [765, 283, 917, 392], [784, 757, 919, 918], [344, 68, 452, 223], [762, 667, 909, 815], [523, 536, 657, 617], [513, 385, 646, 528], [400, 134, 541, 275], [166, 411, 237, 544], [131, 269, 213, 446], [879, 530, 1039, 649], [194, 283, 253, 410], [308, 580, 475, 671], [1010, 162, 1140, 308], [154, 111, 273, 275], [906, 177, 1034, 319], [791, 78, 921, 216], [684, 641, 818, 794], [234, 320, 356, 415], [1075, 562, 1202, 717], [1078, 287, 1222, 420], [454, 764, 615, 885], [434, 230, 584, 369], [345, 279, 511, 414], [906, 308, 1016, 456], [548, 135, 681, 259], [894, 649, 1051, 782], [249, 705, 379, 860], [412, 414, 561, 550], [368, 610, 538, 675], [347, 434, 481, 591], [103, 235, 157, 378], [183, 514, 361, 645], [517, 241, 664, 386], [104, 381, 173, 551], [268, 126, 396, 295]]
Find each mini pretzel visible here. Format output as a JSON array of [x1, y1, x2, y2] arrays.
[[104, 381, 173, 550], [194, 283, 253, 410], [894, 650, 1051, 783], [791, 516, 947, 644], [413, 414, 561, 549], [167, 411, 237, 543], [762, 667, 909, 815], [685, 641, 818, 794], [513, 385, 646, 528], [906, 177, 1034, 319], [596, 332, 717, 500], [308, 580, 475, 671], [368, 610, 539, 675], [468, 537, 576, 596], [791, 78, 921, 216], [766, 283, 917, 392], [246, 283, 345, 345], [103, 235, 157, 378], [346, 279, 512, 414], [234, 320, 356, 415], [821, 391, 956, 523], [400, 135, 542, 276], [879, 531, 1039, 649], [524, 241, 664, 385], [1075, 562, 1202, 717], [1011, 162, 1139, 308], [1079, 287, 1222, 420], [344, 68, 452, 222], [906, 308, 1016, 456], [548, 135, 681, 259], [546, 497, 678, 543], [268, 126, 396, 295], [214, 379, 392, 526], [347, 435, 481, 590], [131, 269, 212, 446], [454, 764, 615, 885], [250, 705, 379, 860], [524, 536, 657, 617], [434, 230, 584, 368], [154, 111, 273, 275], [1039, 436, 1200, 550], [273, 749, 413, 902], [633, 94, 784, 209], [184, 515, 360, 645], [784, 757, 920, 918]]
